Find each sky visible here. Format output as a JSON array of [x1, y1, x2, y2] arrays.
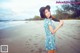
[[0, 0, 70, 20]]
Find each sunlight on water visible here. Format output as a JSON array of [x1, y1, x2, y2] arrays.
[[0, 21, 26, 29]]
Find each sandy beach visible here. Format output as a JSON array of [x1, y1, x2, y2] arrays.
[[0, 20, 80, 53]]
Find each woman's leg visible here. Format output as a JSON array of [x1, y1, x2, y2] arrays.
[[48, 50, 56, 53]]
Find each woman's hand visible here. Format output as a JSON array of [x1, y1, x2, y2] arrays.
[[48, 20, 64, 34], [59, 20, 64, 27]]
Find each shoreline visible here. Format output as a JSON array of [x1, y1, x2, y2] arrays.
[[0, 20, 80, 53]]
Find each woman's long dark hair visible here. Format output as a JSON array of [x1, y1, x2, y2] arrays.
[[39, 5, 60, 22]]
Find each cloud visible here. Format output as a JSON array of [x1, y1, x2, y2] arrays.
[[0, 0, 60, 20]]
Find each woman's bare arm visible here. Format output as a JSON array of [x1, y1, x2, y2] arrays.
[[49, 20, 64, 34]]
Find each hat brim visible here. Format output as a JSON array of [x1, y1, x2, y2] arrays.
[[39, 5, 50, 18]]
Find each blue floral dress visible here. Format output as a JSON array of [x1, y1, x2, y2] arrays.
[[44, 18, 56, 50]]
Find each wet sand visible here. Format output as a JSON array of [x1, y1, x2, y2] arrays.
[[0, 20, 80, 53]]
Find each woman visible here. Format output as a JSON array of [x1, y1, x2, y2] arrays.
[[39, 5, 64, 53]]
